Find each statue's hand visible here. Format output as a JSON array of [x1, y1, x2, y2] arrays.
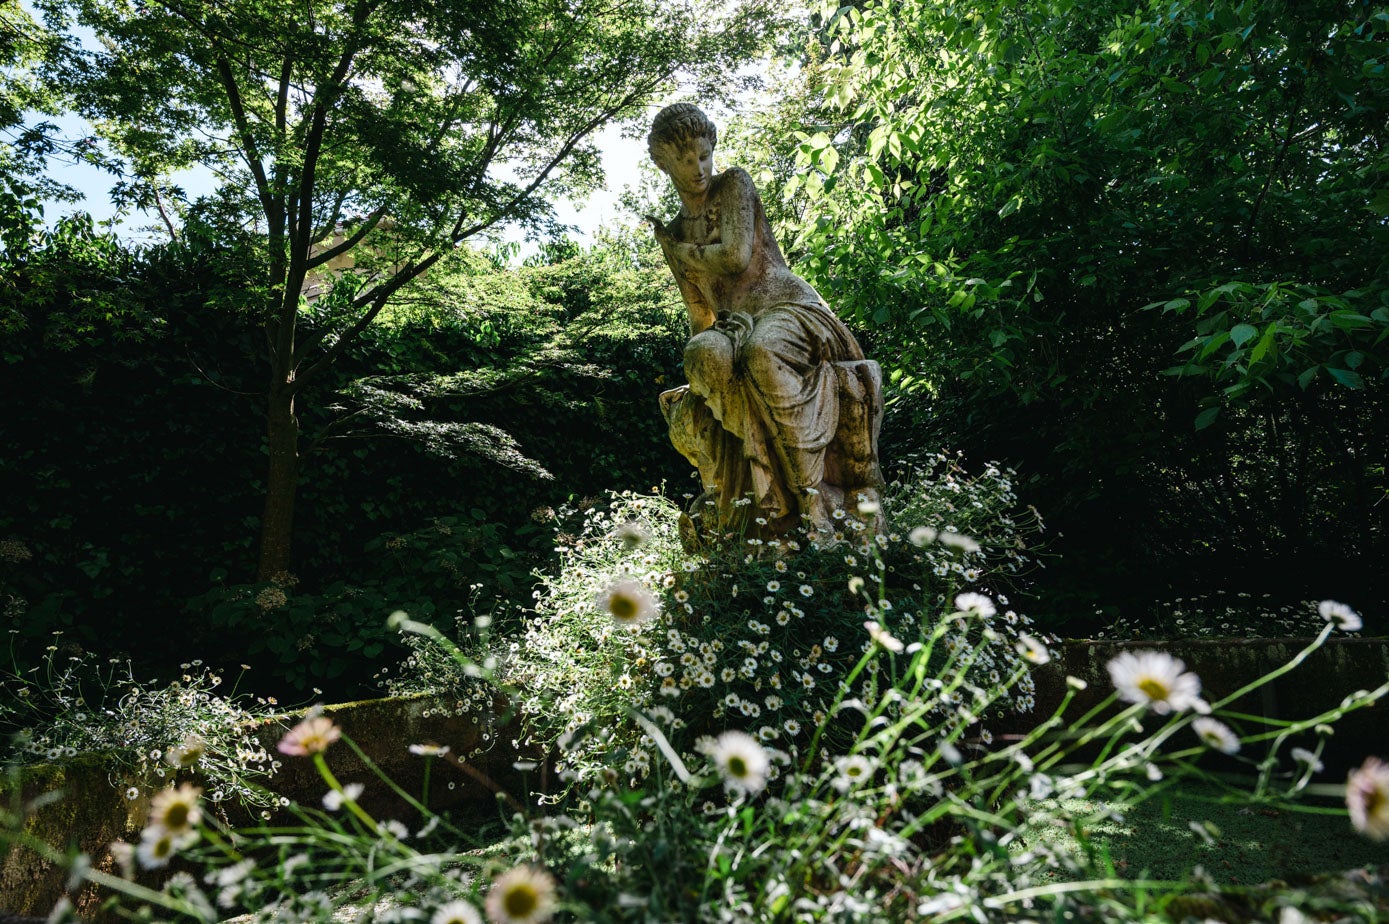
[[646, 215, 673, 245]]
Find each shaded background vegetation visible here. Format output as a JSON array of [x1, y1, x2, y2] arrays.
[[1, 0, 1385, 700]]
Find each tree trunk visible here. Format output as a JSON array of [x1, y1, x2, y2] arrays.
[[257, 383, 299, 582]]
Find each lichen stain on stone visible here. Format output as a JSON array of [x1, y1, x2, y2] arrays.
[[0, 756, 140, 917]]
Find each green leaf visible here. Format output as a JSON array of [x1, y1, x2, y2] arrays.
[[1194, 406, 1220, 430], [1297, 366, 1319, 389], [1368, 188, 1389, 217], [1248, 325, 1278, 365], [1326, 367, 1365, 389], [1229, 323, 1257, 347]]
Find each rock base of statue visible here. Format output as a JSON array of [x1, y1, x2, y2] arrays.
[[661, 358, 885, 551]]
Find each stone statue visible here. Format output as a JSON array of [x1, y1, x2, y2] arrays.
[[646, 103, 884, 547]]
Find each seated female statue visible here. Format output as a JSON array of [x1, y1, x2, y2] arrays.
[[647, 103, 883, 545]]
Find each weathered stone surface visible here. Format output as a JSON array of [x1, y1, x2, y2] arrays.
[[0, 756, 143, 921], [646, 103, 884, 546]]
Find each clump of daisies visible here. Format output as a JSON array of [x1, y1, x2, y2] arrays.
[[0, 635, 280, 807], [503, 456, 1052, 795], [1102, 590, 1353, 640]]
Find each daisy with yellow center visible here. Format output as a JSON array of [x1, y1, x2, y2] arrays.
[[595, 578, 659, 628], [485, 865, 557, 924], [1014, 633, 1050, 665], [432, 900, 483, 924], [164, 734, 207, 769], [1191, 717, 1240, 755], [148, 783, 202, 837], [709, 730, 770, 795], [833, 755, 875, 793], [135, 826, 178, 869], [1106, 650, 1204, 715]]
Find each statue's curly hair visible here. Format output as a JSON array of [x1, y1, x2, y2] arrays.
[[648, 103, 717, 162]]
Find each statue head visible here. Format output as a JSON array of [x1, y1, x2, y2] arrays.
[[648, 103, 717, 169]]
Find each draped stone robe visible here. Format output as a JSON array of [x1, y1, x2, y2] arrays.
[[655, 167, 884, 544]]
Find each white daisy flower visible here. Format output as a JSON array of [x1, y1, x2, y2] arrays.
[[1106, 650, 1205, 714], [135, 826, 178, 869], [408, 743, 450, 757], [613, 522, 648, 551], [596, 578, 659, 627], [1290, 747, 1323, 774], [908, 526, 937, 547], [954, 593, 996, 618], [864, 620, 904, 653], [1014, 633, 1050, 665], [164, 734, 207, 769], [1192, 717, 1240, 755], [833, 755, 876, 792], [709, 730, 771, 795], [938, 531, 981, 553], [432, 900, 483, 924], [486, 865, 557, 924], [322, 782, 364, 811], [1318, 600, 1363, 632], [148, 783, 202, 837]]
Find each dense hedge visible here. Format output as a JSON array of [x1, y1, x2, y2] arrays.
[[0, 218, 691, 697]]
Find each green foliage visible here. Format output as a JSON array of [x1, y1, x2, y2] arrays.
[[1149, 281, 1389, 428], [0, 224, 691, 698], [34, 0, 780, 580], [192, 513, 548, 691], [12, 508, 1388, 922], [771, 0, 1389, 623]]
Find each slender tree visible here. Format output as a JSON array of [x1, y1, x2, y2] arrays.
[[37, 0, 771, 579]]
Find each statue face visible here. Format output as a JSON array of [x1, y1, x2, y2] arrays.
[[656, 136, 715, 197]]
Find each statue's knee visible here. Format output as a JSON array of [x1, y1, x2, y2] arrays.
[[741, 341, 782, 387], [685, 331, 734, 394]]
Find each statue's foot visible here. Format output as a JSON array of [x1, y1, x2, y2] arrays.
[[677, 511, 702, 554], [799, 489, 836, 540]]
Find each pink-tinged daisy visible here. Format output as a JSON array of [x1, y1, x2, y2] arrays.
[[277, 715, 342, 756], [1346, 756, 1389, 841]]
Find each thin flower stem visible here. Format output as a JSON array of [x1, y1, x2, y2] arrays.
[[1209, 622, 1333, 712]]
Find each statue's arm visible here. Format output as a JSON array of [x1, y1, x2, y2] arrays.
[[649, 215, 717, 335], [666, 169, 756, 276]]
